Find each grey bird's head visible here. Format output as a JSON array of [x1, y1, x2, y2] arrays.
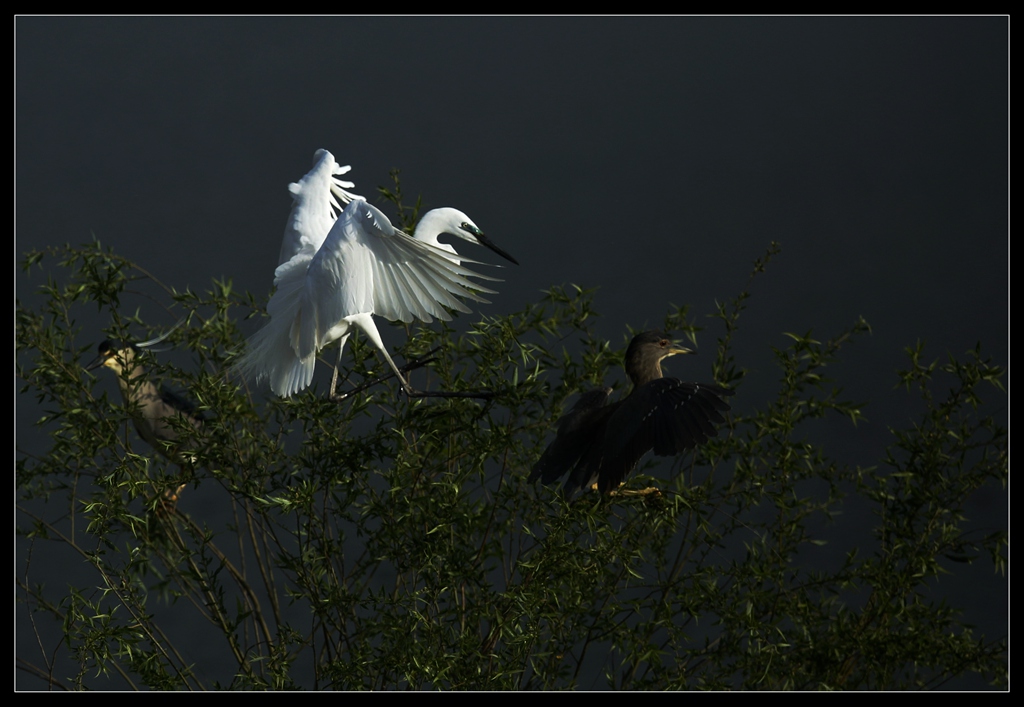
[[623, 331, 695, 386]]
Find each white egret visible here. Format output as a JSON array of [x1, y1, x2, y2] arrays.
[[236, 150, 518, 400], [530, 331, 733, 497]]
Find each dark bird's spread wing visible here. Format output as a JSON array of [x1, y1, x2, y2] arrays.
[[529, 388, 612, 485], [533, 379, 733, 497], [593, 379, 733, 493]]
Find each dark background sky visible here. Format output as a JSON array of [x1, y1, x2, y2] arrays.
[[16, 17, 1007, 689]]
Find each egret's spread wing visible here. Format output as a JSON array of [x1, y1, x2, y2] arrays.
[[529, 388, 613, 485], [278, 149, 363, 265], [594, 378, 733, 493], [298, 201, 500, 358], [234, 249, 319, 398]]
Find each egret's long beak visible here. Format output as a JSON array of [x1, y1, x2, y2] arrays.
[[475, 233, 519, 266]]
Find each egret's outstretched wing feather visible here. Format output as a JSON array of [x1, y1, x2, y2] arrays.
[[368, 240, 499, 323], [278, 149, 363, 265], [296, 201, 500, 360], [234, 250, 320, 397]]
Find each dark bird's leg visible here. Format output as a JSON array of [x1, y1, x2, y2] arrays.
[[608, 486, 662, 498], [156, 482, 189, 515]]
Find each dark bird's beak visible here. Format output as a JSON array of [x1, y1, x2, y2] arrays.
[[86, 352, 110, 371], [667, 343, 695, 357]]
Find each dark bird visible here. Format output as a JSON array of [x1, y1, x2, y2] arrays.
[[530, 330, 734, 497], [87, 333, 205, 466]]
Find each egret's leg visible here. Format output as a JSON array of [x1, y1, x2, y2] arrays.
[[328, 331, 352, 399], [330, 314, 426, 401], [330, 348, 442, 401], [327, 312, 495, 401], [347, 313, 415, 391]]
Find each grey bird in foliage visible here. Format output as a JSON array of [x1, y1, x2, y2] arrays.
[[87, 327, 204, 466], [530, 331, 733, 497]]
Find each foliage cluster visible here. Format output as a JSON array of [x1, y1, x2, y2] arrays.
[[16, 234, 1006, 690]]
